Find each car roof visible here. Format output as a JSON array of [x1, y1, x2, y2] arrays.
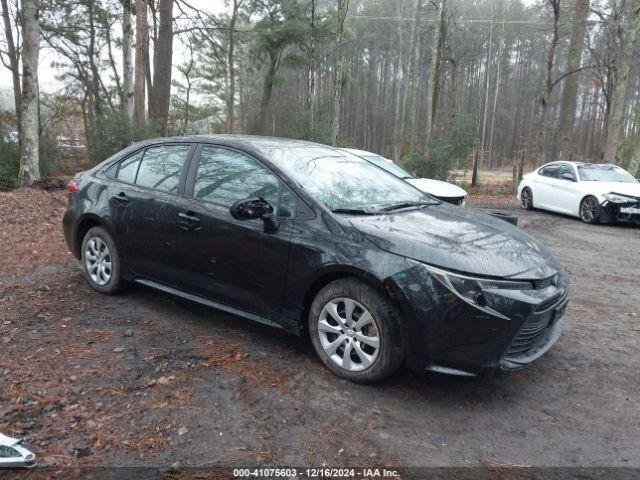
[[99, 134, 341, 169], [340, 147, 386, 158], [542, 161, 617, 168]]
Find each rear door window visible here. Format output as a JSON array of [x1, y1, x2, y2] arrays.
[[135, 145, 191, 193]]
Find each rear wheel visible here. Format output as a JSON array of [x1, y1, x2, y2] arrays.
[[308, 278, 405, 383], [81, 226, 126, 294], [580, 196, 601, 224], [520, 187, 533, 210]]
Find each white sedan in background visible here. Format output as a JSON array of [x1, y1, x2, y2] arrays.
[[517, 161, 640, 224], [342, 148, 468, 205]]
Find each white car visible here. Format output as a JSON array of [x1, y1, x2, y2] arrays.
[[517, 161, 640, 224], [341, 148, 468, 205], [0, 433, 36, 468]]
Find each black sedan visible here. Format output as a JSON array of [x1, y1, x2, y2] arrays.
[[63, 135, 569, 382]]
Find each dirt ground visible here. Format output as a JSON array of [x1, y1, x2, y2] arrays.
[[1, 188, 639, 477]]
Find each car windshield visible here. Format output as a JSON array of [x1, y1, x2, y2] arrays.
[[577, 165, 638, 183], [267, 146, 434, 211], [360, 154, 415, 179]]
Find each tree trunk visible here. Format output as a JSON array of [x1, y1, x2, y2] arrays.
[[424, 0, 446, 151], [227, 0, 238, 133], [19, 0, 40, 185], [406, 0, 424, 153], [603, 0, 640, 164], [472, 2, 495, 187], [330, 0, 350, 146], [259, 52, 279, 135], [552, 0, 589, 161], [535, 0, 561, 165], [134, 0, 148, 122], [1, 0, 21, 140], [306, 0, 317, 124], [149, 0, 174, 135], [122, 0, 134, 120]]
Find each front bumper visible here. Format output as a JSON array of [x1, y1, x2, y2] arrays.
[[385, 263, 568, 376], [601, 198, 640, 224]]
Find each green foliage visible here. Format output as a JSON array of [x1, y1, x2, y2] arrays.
[[0, 137, 20, 187], [87, 113, 157, 164], [0, 135, 62, 187], [402, 118, 475, 181]]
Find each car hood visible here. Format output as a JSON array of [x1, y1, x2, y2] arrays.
[[584, 181, 640, 198], [405, 178, 467, 198], [349, 204, 559, 279]]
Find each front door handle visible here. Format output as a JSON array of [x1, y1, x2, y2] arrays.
[[112, 192, 130, 205], [178, 211, 201, 231]]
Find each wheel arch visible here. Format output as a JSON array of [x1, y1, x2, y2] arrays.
[[72, 214, 115, 259], [300, 265, 387, 331]]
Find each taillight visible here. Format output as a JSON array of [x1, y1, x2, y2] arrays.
[[67, 180, 79, 192]]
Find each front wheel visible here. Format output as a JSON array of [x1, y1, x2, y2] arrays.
[[308, 278, 405, 383], [580, 196, 601, 224], [81, 226, 127, 294]]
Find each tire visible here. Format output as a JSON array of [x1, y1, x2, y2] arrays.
[[520, 187, 533, 210], [308, 278, 405, 383], [80, 226, 127, 294], [579, 195, 601, 224]]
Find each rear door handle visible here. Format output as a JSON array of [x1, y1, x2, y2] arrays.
[[112, 192, 130, 205], [178, 211, 201, 231]]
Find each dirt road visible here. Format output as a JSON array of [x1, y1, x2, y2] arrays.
[[1, 188, 639, 474]]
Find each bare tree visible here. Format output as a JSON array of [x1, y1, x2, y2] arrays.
[[330, 0, 350, 146], [19, 0, 40, 185], [552, 0, 590, 161], [406, 0, 425, 152], [134, 0, 148, 122], [603, 0, 640, 164], [227, 0, 239, 133], [149, 0, 175, 134], [122, 0, 134, 120], [424, 0, 446, 150], [536, 0, 561, 164], [1, 0, 21, 138]]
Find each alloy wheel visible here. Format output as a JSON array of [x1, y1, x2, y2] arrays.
[[521, 188, 531, 209], [580, 197, 598, 223], [317, 298, 380, 372], [85, 237, 112, 286]]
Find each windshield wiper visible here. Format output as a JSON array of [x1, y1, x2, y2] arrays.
[[332, 208, 377, 215], [378, 201, 438, 212]]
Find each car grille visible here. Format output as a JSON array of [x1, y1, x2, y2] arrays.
[[533, 275, 557, 290], [506, 292, 567, 357]]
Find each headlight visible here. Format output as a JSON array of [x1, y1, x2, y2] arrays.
[[603, 193, 637, 204], [423, 264, 533, 308]]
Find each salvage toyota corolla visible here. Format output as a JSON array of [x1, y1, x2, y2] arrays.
[[63, 135, 569, 382]]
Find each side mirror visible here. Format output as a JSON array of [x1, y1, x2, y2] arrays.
[[229, 197, 278, 232], [560, 172, 576, 182]]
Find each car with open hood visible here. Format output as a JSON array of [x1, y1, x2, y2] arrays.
[[341, 148, 468, 205], [63, 135, 568, 382], [517, 161, 640, 224]]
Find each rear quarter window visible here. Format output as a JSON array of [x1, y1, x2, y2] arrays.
[[116, 150, 144, 183]]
